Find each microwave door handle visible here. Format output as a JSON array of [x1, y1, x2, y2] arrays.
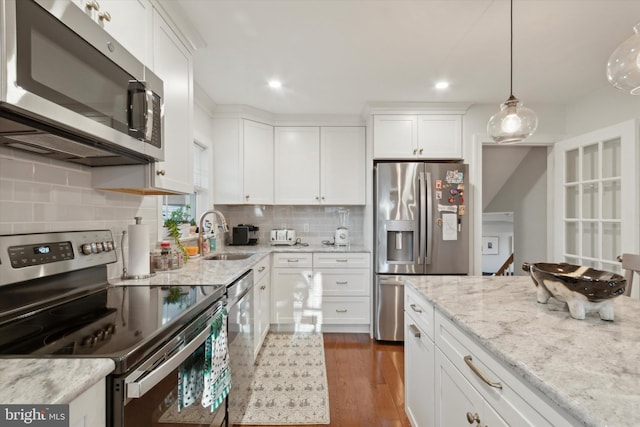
[[126, 323, 212, 399], [127, 81, 144, 135], [418, 171, 426, 265], [144, 88, 153, 141], [425, 171, 433, 265]]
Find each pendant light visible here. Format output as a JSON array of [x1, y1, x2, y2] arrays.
[[606, 23, 640, 95], [487, 0, 538, 144]]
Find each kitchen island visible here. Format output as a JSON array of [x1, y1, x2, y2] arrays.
[[406, 275, 640, 427]]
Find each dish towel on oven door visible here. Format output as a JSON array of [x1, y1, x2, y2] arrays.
[[178, 308, 230, 412]]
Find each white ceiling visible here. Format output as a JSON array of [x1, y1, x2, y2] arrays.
[[171, 0, 640, 115]]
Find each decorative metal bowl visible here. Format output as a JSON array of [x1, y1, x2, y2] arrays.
[[522, 262, 626, 321]]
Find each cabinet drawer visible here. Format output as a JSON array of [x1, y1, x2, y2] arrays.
[[313, 252, 370, 268], [316, 268, 370, 296], [435, 312, 568, 427], [321, 297, 370, 324], [405, 285, 434, 340], [272, 252, 313, 268], [253, 255, 270, 281]]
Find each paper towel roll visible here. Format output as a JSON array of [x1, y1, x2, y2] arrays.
[[128, 220, 150, 277]]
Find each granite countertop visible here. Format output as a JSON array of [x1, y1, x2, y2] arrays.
[[0, 358, 115, 404], [111, 243, 370, 287], [406, 275, 640, 427]]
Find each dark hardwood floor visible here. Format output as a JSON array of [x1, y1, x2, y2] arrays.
[[236, 333, 411, 427]]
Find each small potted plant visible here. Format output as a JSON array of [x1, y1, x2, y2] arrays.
[[162, 206, 191, 261]]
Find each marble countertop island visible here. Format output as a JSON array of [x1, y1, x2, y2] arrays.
[[406, 275, 640, 427]]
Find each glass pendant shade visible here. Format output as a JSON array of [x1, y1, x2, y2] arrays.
[[607, 23, 640, 95], [487, 95, 538, 144]]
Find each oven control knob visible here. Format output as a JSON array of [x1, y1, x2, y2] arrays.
[[80, 243, 92, 255], [105, 324, 116, 336], [82, 335, 97, 347], [102, 241, 111, 252], [94, 242, 103, 253]]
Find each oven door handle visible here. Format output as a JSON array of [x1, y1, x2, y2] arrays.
[[126, 322, 212, 399]]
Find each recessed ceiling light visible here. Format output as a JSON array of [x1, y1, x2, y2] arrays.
[[435, 81, 450, 90], [268, 80, 282, 89]]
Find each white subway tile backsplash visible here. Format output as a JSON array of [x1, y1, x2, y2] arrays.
[[0, 148, 159, 282], [0, 179, 12, 200], [33, 163, 68, 185], [2, 201, 35, 222], [216, 204, 365, 245], [0, 157, 34, 181]]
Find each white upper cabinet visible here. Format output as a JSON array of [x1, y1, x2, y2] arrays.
[[213, 119, 274, 204], [417, 115, 463, 159], [151, 10, 193, 194], [71, 0, 153, 66], [321, 127, 366, 205], [373, 115, 418, 158], [274, 126, 366, 205], [274, 127, 321, 204], [92, 4, 195, 195], [243, 120, 274, 204], [374, 114, 462, 159]]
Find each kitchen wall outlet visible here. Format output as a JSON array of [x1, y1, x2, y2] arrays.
[[303, 223, 309, 232]]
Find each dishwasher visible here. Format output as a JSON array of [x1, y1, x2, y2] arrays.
[[227, 270, 255, 425]]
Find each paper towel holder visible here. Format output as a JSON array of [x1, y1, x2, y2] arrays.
[[121, 217, 154, 280]]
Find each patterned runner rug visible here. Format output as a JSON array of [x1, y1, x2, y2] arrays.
[[236, 332, 330, 425]]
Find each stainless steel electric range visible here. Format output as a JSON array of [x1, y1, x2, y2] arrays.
[[0, 230, 228, 427]]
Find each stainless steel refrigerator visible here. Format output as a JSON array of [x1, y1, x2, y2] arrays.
[[374, 161, 469, 341]]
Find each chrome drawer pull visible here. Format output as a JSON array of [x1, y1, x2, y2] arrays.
[[335, 309, 348, 313], [258, 266, 266, 272], [336, 281, 348, 285], [410, 303, 423, 313], [336, 259, 348, 263], [287, 259, 299, 263], [409, 324, 421, 338], [463, 355, 503, 389]]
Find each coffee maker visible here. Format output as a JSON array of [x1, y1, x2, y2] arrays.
[[334, 208, 350, 246]]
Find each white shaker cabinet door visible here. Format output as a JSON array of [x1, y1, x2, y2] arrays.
[[320, 127, 366, 205], [271, 268, 316, 325], [404, 312, 435, 427], [151, 10, 194, 194], [244, 120, 274, 204], [373, 115, 418, 159], [274, 127, 320, 204], [70, 0, 152, 66], [417, 114, 462, 159]]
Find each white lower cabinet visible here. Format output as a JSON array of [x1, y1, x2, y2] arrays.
[[404, 308, 435, 427], [271, 253, 315, 325], [69, 378, 106, 427], [435, 348, 508, 427], [253, 256, 271, 360], [271, 252, 370, 331], [405, 285, 580, 427]]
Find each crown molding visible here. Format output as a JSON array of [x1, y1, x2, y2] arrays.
[[362, 101, 473, 117]]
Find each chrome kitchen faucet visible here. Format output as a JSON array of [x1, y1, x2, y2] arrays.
[[198, 209, 229, 254]]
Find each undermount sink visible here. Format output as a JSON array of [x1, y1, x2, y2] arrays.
[[204, 253, 253, 261]]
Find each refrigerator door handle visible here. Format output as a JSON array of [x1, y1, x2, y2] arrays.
[[418, 171, 426, 265], [425, 171, 433, 265]]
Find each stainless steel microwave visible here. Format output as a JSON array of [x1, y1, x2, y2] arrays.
[[0, 0, 163, 166]]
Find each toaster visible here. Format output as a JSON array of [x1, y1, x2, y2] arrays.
[[270, 228, 296, 245]]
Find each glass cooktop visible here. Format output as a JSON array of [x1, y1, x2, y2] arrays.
[[0, 284, 226, 373]]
